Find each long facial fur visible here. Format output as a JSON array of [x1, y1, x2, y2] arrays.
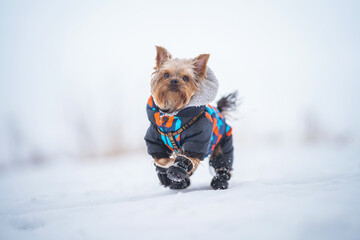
[[151, 47, 209, 113]]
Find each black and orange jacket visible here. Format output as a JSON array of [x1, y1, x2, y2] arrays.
[[145, 96, 232, 160]]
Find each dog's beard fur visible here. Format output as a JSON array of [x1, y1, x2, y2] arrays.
[[151, 82, 192, 113], [151, 46, 210, 113]]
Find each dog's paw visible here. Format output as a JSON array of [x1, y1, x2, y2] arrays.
[[169, 177, 190, 190], [211, 177, 228, 190], [166, 165, 187, 182], [155, 166, 172, 187], [166, 155, 194, 182], [211, 172, 231, 190]]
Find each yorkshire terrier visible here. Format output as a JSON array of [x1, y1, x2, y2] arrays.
[[145, 46, 237, 190]]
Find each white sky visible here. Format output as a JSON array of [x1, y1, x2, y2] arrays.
[[0, 0, 359, 160]]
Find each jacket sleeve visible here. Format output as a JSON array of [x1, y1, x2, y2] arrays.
[[144, 124, 172, 159], [181, 117, 213, 160]]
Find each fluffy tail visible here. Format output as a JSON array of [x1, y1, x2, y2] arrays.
[[217, 91, 239, 113]]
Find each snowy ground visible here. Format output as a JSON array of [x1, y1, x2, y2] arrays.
[[1, 144, 360, 240]]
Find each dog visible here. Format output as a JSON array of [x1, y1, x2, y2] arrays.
[[145, 46, 236, 190]]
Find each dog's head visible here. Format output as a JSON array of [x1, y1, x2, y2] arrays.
[[150, 46, 210, 113]]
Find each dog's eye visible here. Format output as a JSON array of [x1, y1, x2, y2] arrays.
[[164, 73, 170, 79], [183, 76, 189, 82]]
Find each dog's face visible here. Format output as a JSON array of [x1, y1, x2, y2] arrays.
[[151, 46, 210, 113]]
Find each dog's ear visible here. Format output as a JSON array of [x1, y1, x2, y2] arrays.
[[193, 54, 210, 77], [155, 46, 172, 68]]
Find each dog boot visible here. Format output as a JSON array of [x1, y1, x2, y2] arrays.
[[166, 156, 195, 182], [211, 168, 231, 190], [155, 166, 172, 187], [169, 177, 191, 190]]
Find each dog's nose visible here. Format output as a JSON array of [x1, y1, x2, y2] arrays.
[[170, 79, 178, 85]]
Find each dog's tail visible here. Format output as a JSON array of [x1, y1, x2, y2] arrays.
[[217, 91, 239, 116]]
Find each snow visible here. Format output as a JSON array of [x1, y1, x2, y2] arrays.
[[1, 144, 359, 240]]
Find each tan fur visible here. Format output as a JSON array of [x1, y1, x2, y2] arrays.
[[155, 46, 172, 69], [154, 158, 175, 168], [186, 157, 200, 176], [194, 54, 210, 77], [211, 143, 223, 159], [154, 156, 200, 175], [151, 46, 210, 113]]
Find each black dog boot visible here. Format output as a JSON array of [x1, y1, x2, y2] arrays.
[[155, 166, 172, 187], [169, 177, 191, 190], [166, 156, 195, 182], [211, 168, 231, 190]]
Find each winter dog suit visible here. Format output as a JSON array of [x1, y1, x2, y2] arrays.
[[145, 68, 234, 188]]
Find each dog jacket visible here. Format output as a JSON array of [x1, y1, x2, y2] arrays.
[[145, 96, 232, 160]]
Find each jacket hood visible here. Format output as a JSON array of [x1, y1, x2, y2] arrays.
[[185, 67, 219, 108]]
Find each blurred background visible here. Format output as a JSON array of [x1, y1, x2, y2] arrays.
[[0, 0, 359, 167], [1, 1, 360, 239]]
